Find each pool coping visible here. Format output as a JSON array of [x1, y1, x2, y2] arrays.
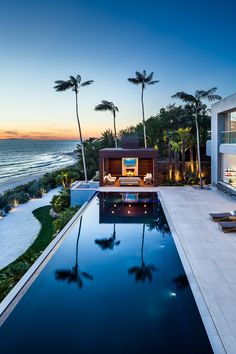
[[0, 192, 98, 325], [159, 190, 226, 354]]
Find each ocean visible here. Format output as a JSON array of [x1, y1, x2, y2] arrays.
[[0, 139, 79, 186]]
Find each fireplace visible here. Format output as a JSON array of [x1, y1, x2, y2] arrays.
[[122, 158, 138, 176], [126, 168, 135, 176]]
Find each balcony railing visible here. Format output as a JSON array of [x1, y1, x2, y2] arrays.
[[220, 131, 236, 144]]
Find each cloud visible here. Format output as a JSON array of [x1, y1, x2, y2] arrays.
[[4, 130, 18, 135]]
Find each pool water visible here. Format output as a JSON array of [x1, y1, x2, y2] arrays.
[[0, 193, 213, 354]]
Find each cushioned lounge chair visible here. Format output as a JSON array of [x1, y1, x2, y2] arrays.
[[218, 221, 236, 233], [209, 211, 236, 222]]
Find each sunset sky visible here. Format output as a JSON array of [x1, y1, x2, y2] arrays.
[[0, 0, 236, 140]]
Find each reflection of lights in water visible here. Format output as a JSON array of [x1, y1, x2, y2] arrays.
[[112, 211, 114, 214], [128, 210, 131, 214], [160, 245, 165, 248], [144, 211, 147, 214], [170, 292, 176, 297]]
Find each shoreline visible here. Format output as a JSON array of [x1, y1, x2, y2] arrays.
[[0, 156, 77, 194]]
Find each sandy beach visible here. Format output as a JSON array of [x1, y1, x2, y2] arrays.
[[0, 157, 77, 194]]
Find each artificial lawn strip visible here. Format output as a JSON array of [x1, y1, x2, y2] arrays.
[[0, 205, 54, 302]]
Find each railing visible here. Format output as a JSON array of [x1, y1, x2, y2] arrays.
[[220, 131, 236, 144]]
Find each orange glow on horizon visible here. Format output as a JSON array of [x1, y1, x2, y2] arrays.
[[0, 128, 100, 140]]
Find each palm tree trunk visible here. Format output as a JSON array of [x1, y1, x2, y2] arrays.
[[141, 85, 147, 148], [113, 111, 118, 148], [75, 216, 83, 270], [190, 145, 194, 173], [181, 143, 185, 180], [75, 92, 88, 183], [195, 112, 203, 188], [168, 141, 172, 180], [141, 224, 145, 265]]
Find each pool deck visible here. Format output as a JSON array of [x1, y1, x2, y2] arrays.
[[159, 186, 236, 354], [1, 185, 236, 353]]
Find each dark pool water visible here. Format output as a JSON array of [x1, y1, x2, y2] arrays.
[[0, 193, 213, 354]]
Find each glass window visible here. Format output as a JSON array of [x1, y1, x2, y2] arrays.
[[230, 111, 236, 131]]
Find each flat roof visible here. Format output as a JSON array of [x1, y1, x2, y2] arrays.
[[99, 148, 158, 157]]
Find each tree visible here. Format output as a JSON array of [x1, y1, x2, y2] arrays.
[[128, 70, 159, 148], [128, 224, 156, 282], [54, 75, 94, 183], [176, 127, 192, 180], [94, 224, 120, 250], [94, 101, 119, 148], [163, 130, 174, 180], [170, 140, 181, 182], [55, 217, 93, 288], [172, 88, 221, 188]]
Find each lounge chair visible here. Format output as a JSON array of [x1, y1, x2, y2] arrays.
[[209, 211, 236, 222], [104, 173, 116, 185], [144, 173, 152, 184], [218, 221, 236, 233]]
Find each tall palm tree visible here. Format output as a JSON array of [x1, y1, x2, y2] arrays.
[[128, 224, 156, 282], [54, 75, 94, 183], [172, 88, 221, 188], [55, 216, 93, 288], [128, 70, 159, 148], [94, 101, 119, 148]]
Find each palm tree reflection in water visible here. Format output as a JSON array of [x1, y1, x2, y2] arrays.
[[128, 224, 156, 283], [55, 216, 93, 289], [95, 224, 120, 250]]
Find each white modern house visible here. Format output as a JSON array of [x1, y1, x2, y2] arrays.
[[209, 93, 236, 189]]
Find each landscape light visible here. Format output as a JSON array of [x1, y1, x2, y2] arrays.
[[170, 292, 176, 297]]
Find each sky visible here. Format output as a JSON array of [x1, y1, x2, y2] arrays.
[[0, 0, 236, 140]]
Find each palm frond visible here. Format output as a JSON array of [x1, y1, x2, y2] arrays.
[[76, 74, 81, 83], [146, 72, 153, 82], [54, 80, 74, 92], [172, 92, 196, 103], [136, 71, 144, 81], [147, 80, 159, 85], [81, 80, 94, 87], [127, 78, 140, 85]]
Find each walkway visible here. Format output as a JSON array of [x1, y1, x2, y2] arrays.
[[159, 186, 236, 354], [0, 187, 61, 270]]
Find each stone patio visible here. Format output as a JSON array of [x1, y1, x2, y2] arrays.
[[159, 186, 236, 354]]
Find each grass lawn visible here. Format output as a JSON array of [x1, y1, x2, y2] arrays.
[[0, 205, 54, 302]]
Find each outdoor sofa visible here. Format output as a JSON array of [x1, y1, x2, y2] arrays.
[[119, 177, 141, 186]]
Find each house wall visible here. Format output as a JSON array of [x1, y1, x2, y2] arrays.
[[211, 93, 236, 185]]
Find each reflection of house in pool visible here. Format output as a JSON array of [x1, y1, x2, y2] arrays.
[[99, 137, 158, 187], [99, 192, 159, 223]]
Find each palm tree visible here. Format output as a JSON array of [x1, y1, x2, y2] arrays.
[[55, 217, 93, 288], [163, 130, 174, 180], [54, 75, 94, 183], [172, 88, 221, 188], [170, 140, 181, 182], [94, 223, 120, 250], [94, 101, 119, 148], [176, 127, 192, 180], [128, 70, 159, 148], [128, 224, 156, 282]]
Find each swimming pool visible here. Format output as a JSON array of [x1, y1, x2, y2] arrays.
[[0, 192, 213, 353]]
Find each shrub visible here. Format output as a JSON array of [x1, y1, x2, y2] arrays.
[[53, 206, 79, 231], [51, 190, 70, 213]]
